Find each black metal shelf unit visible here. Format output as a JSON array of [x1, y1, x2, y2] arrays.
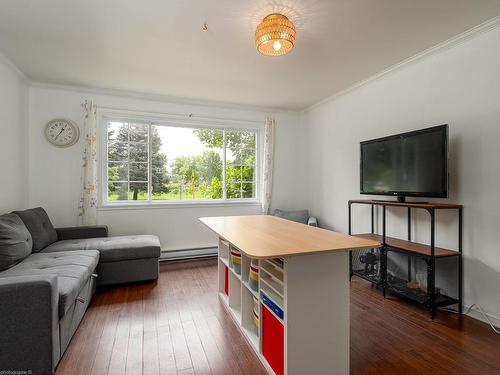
[[348, 199, 463, 319]]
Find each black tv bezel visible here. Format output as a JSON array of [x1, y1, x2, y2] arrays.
[[360, 124, 449, 199]]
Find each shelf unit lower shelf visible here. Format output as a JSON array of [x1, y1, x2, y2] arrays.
[[352, 252, 459, 309], [385, 277, 459, 306], [351, 269, 382, 286]]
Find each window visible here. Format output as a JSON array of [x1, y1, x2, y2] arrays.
[[105, 119, 258, 203]]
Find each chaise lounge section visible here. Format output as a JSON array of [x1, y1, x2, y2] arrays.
[[43, 232, 161, 286], [0, 207, 161, 374]]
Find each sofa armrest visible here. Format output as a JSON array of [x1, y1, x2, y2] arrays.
[[56, 225, 109, 240], [308, 216, 318, 227], [0, 275, 60, 374]]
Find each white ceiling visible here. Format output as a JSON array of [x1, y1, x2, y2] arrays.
[[1, 0, 499, 110]]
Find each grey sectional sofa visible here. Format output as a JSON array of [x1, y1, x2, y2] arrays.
[[0, 207, 161, 375]]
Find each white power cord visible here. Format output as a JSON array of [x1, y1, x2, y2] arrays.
[[439, 304, 500, 334], [471, 304, 500, 334]]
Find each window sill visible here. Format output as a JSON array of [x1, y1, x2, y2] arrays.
[[98, 199, 262, 211]]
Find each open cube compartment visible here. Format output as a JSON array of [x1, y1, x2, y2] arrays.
[[228, 270, 242, 321], [242, 284, 260, 350], [219, 238, 229, 263]]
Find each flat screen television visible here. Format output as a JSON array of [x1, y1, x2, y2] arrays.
[[360, 125, 448, 201]]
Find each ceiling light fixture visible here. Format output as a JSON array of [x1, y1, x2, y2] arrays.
[[255, 13, 296, 56]]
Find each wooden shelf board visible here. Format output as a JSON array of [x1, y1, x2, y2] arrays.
[[349, 199, 462, 210], [353, 233, 459, 258], [220, 256, 229, 267]]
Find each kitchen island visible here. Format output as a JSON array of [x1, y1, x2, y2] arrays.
[[200, 215, 379, 375]]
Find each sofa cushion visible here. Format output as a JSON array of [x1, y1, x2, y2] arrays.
[[42, 235, 161, 263], [0, 214, 33, 271], [0, 250, 99, 318], [274, 209, 309, 224], [12, 207, 58, 252]]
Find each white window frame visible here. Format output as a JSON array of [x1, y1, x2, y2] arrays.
[[98, 109, 262, 208]]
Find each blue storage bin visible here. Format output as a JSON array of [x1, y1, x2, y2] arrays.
[[262, 293, 284, 320]]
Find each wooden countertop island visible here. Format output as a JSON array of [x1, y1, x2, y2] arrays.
[[199, 215, 380, 258], [199, 215, 379, 375]]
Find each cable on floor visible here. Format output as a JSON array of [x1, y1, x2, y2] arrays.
[[438, 304, 500, 334]]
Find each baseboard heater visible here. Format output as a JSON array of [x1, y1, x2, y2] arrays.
[[160, 246, 217, 261]]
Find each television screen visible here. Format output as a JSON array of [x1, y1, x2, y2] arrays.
[[360, 125, 448, 198]]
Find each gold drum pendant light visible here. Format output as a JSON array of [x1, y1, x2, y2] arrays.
[[255, 13, 296, 56]]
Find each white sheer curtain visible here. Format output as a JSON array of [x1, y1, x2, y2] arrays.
[[78, 101, 98, 225], [262, 117, 276, 214]]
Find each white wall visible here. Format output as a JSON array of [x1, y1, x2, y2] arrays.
[[0, 56, 29, 212], [28, 86, 305, 251], [303, 26, 500, 323]]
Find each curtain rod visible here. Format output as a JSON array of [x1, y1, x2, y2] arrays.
[[92, 104, 267, 125]]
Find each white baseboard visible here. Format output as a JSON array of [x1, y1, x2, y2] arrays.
[[160, 247, 217, 261]]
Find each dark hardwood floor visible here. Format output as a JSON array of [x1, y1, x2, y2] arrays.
[[56, 258, 500, 375]]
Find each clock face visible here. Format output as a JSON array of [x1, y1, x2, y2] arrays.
[[44, 119, 80, 147]]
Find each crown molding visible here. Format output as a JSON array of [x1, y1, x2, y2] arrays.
[[29, 81, 300, 116], [0, 49, 30, 83], [304, 15, 500, 113], [7, 14, 500, 115]]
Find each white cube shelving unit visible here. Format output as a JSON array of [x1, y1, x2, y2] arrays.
[[218, 238, 349, 375]]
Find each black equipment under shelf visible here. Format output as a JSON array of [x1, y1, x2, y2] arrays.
[[352, 269, 382, 286], [385, 278, 459, 307]]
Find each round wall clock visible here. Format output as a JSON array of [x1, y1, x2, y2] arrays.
[[44, 118, 80, 147]]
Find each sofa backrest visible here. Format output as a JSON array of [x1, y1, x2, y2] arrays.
[[0, 213, 33, 271], [273, 209, 310, 224], [12, 207, 58, 252]]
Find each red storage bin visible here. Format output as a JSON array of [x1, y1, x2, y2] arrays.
[[224, 265, 229, 295], [262, 305, 284, 375]]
